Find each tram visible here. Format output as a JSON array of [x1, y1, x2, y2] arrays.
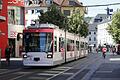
[[22, 24, 88, 66]]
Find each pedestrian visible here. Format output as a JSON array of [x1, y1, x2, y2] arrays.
[[112, 46, 116, 56], [5, 45, 11, 65], [96, 48, 98, 53], [102, 46, 107, 59]]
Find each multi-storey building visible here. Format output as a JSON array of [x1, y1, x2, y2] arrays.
[[0, 0, 8, 58], [25, 0, 87, 27], [0, 0, 25, 58], [87, 14, 111, 52], [25, 0, 52, 27], [54, 0, 87, 17], [97, 20, 115, 47]]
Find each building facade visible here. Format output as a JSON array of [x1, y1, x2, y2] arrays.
[[97, 20, 115, 47], [25, 0, 87, 27], [0, 0, 8, 58], [8, 0, 25, 57], [54, 0, 87, 17], [0, 0, 25, 58], [87, 14, 111, 52]]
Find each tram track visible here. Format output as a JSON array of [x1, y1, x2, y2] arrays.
[[48, 54, 101, 80], [0, 54, 101, 80]]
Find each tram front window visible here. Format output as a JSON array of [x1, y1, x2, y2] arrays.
[[24, 32, 53, 52]]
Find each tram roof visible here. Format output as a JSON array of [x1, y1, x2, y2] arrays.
[[27, 24, 58, 29]]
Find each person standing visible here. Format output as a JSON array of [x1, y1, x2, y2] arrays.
[[5, 45, 11, 65], [102, 46, 107, 59]]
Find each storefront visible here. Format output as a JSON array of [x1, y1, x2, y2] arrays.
[[8, 0, 25, 57], [0, 0, 25, 58]]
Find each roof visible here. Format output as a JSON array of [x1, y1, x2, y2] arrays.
[[53, 0, 83, 7]]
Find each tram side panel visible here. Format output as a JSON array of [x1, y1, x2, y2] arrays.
[[53, 28, 65, 65]]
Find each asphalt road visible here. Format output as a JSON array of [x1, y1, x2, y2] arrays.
[[0, 52, 119, 80]]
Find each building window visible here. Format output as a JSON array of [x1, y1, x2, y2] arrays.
[[94, 32, 96, 34], [8, 6, 22, 25], [63, 10, 70, 16], [89, 37, 91, 41], [69, 1, 75, 5], [94, 44, 96, 47], [35, 9, 43, 14], [89, 32, 91, 34], [94, 37, 96, 41]]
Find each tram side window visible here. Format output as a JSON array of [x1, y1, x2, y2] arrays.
[[59, 37, 64, 52], [71, 40, 74, 51], [80, 42, 84, 49], [85, 42, 88, 49], [76, 41, 79, 50], [67, 39, 74, 51], [67, 39, 71, 51], [54, 37, 57, 52]]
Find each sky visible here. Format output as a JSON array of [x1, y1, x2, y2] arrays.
[[79, 0, 120, 17]]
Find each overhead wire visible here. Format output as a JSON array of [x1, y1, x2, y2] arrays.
[[82, 3, 120, 7]]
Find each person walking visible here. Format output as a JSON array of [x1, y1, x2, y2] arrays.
[[102, 46, 107, 59], [5, 45, 11, 65], [112, 46, 116, 56]]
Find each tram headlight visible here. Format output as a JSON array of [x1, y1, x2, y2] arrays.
[[47, 54, 53, 58], [23, 54, 27, 58]]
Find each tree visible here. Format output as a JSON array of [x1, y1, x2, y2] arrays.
[[78, 21, 89, 38], [108, 11, 120, 44], [68, 9, 88, 37], [38, 4, 67, 29]]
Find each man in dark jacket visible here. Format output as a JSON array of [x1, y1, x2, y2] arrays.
[[5, 45, 11, 65]]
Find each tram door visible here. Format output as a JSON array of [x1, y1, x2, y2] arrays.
[[9, 38, 15, 57]]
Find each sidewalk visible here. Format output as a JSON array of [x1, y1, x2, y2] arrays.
[[0, 58, 23, 69], [90, 53, 120, 80], [0, 58, 22, 61]]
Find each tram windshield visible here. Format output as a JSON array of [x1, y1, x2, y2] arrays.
[[23, 32, 53, 52]]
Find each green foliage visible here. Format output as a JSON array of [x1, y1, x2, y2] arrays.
[[108, 11, 120, 43], [68, 10, 88, 37], [38, 4, 67, 29], [78, 21, 89, 38]]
